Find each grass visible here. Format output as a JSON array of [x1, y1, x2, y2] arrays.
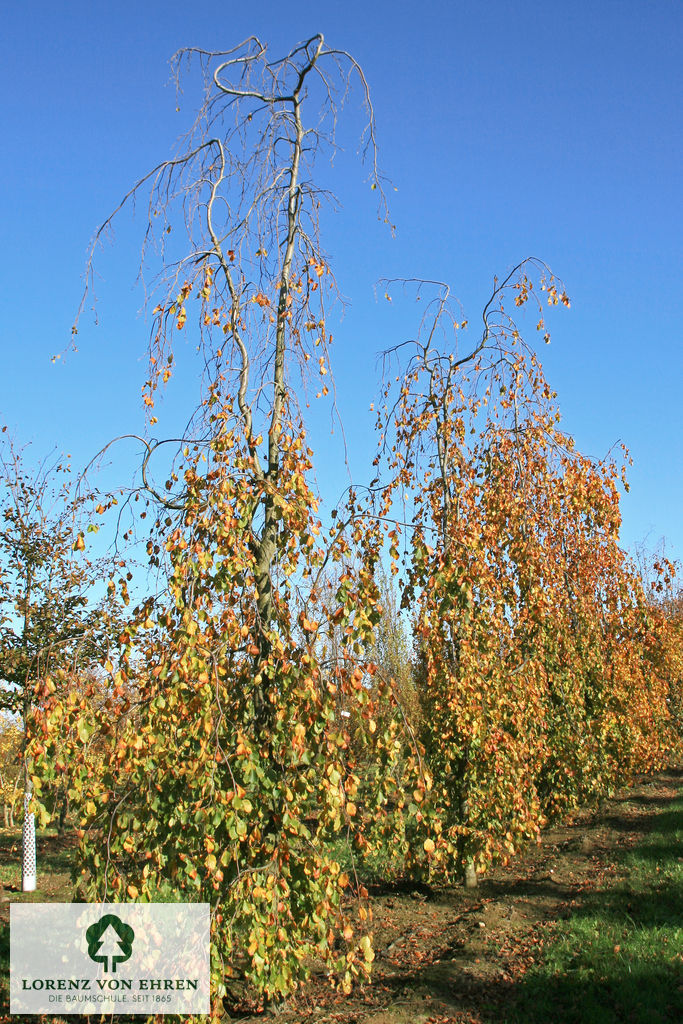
[[0, 862, 19, 888], [0, 828, 77, 1018], [508, 792, 683, 1024], [0, 826, 75, 876], [0, 788, 682, 1023]]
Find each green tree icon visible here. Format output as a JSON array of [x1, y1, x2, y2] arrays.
[[86, 914, 135, 973]]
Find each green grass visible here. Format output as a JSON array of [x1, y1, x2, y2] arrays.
[[508, 792, 683, 1024], [0, 861, 20, 887], [1, 795, 682, 1023], [0, 827, 75, 892], [0, 829, 78, 1018]]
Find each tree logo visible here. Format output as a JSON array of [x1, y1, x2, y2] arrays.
[[86, 914, 135, 973]]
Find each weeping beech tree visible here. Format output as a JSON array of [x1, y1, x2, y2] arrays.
[[367, 267, 681, 887], [73, 31, 387, 657], [32, 35, 407, 1006]]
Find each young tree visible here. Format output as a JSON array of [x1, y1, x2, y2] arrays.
[[0, 440, 119, 887], [0, 718, 21, 828]]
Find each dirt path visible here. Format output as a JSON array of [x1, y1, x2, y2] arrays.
[[0, 770, 679, 1022], [260, 767, 682, 1024]]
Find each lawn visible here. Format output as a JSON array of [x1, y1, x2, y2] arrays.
[[508, 787, 683, 1024]]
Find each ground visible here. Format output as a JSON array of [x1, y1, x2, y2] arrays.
[[0, 767, 681, 1023]]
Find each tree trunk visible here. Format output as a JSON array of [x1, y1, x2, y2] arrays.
[[58, 789, 69, 836], [464, 860, 478, 889]]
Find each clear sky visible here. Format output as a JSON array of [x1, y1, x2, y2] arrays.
[[1, 0, 681, 563]]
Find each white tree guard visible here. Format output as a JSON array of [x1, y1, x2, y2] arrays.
[[22, 789, 36, 892]]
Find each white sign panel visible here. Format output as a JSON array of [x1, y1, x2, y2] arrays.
[[11, 903, 210, 1015]]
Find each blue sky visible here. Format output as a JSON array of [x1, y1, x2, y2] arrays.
[[1, 0, 681, 563]]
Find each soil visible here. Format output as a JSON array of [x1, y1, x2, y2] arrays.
[[238, 767, 682, 1024], [0, 770, 680, 1023]]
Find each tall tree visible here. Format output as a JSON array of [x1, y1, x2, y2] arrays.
[[371, 269, 680, 887], [36, 35, 394, 1006]]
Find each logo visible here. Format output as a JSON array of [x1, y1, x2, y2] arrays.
[[86, 914, 135, 973], [11, 903, 210, 1014]]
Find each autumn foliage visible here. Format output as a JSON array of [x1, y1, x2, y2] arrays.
[[367, 284, 681, 883], [23, 34, 682, 1014]]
